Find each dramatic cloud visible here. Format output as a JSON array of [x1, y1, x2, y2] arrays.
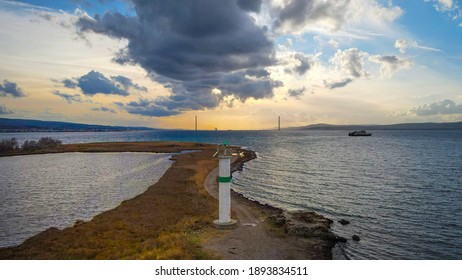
[[288, 87, 306, 98], [273, 0, 403, 34], [0, 104, 13, 114], [331, 48, 369, 78], [117, 69, 282, 117], [55, 71, 146, 96], [274, 0, 351, 33], [77, 70, 129, 96], [369, 55, 413, 78], [237, 0, 262, 12], [412, 99, 462, 116], [111, 75, 147, 92], [91, 106, 116, 114], [324, 78, 353, 89], [76, 0, 280, 116], [0, 80, 26, 98], [394, 39, 441, 53]]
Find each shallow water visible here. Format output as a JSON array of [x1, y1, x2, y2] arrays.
[[0, 152, 172, 248], [1, 130, 462, 259]]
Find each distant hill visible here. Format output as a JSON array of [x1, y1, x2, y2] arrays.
[[286, 122, 462, 131], [0, 118, 156, 132]]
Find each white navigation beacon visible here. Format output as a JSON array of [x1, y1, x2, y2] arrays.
[[212, 140, 237, 229]]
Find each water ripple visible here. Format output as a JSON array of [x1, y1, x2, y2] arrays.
[[0, 152, 172, 248]]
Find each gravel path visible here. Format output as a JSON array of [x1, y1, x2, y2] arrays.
[[203, 155, 328, 259]]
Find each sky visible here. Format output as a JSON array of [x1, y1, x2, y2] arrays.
[[0, 0, 462, 130]]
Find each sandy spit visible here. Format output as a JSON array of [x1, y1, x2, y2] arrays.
[[0, 142, 335, 259]]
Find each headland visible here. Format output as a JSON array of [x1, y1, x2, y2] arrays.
[[0, 141, 336, 259]]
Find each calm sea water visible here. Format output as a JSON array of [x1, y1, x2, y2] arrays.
[[1, 129, 461, 259], [0, 152, 172, 248]]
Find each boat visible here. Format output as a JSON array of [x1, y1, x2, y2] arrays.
[[348, 130, 372, 136]]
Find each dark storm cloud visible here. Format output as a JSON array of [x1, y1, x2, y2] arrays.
[[0, 80, 26, 98], [237, 0, 262, 12], [411, 99, 462, 116], [218, 71, 283, 101], [77, 70, 129, 96], [54, 71, 146, 96], [76, 0, 279, 116], [52, 90, 83, 103], [77, 12, 140, 40]]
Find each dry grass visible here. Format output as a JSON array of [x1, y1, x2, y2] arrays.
[[0, 141, 210, 157], [0, 141, 240, 260]]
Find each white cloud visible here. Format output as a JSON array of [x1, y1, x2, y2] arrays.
[[369, 55, 414, 78], [411, 99, 462, 116], [394, 39, 442, 53], [436, 0, 454, 11], [425, 0, 462, 21], [328, 39, 340, 49], [0, 104, 13, 114], [330, 48, 369, 78], [323, 78, 353, 89]]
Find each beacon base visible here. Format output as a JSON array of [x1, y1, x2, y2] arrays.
[[213, 219, 238, 229]]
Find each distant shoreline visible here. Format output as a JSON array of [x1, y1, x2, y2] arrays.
[[284, 121, 462, 131], [2, 117, 462, 132], [0, 142, 336, 259], [0, 117, 156, 133]]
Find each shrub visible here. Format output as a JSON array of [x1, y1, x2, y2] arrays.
[[37, 137, 62, 148], [22, 137, 62, 151], [21, 140, 38, 151], [0, 137, 19, 152]]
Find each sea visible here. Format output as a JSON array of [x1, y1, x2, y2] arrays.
[[0, 129, 461, 259]]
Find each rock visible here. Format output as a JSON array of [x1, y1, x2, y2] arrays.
[[284, 211, 336, 240], [267, 214, 286, 227], [274, 217, 286, 227], [338, 219, 350, 225], [74, 220, 85, 227], [336, 236, 348, 243], [352, 234, 360, 242]]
